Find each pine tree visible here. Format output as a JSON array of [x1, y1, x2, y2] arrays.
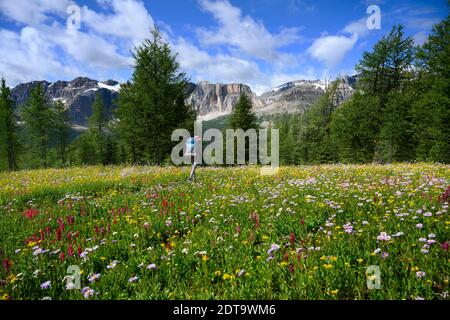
[[88, 92, 108, 164], [116, 82, 143, 163], [53, 100, 71, 165], [297, 80, 342, 163], [412, 15, 450, 162], [89, 92, 107, 134], [335, 25, 415, 163], [229, 94, 257, 131], [331, 92, 381, 163], [116, 26, 195, 165], [22, 84, 53, 168], [228, 94, 258, 164], [0, 78, 19, 170]]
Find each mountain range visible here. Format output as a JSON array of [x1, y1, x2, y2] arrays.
[[10, 75, 358, 128]]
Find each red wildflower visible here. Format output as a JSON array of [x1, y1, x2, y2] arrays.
[[67, 215, 75, 225], [68, 245, 74, 257], [56, 228, 62, 241], [290, 232, 295, 246], [25, 208, 39, 219], [442, 242, 449, 251], [289, 263, 295, 273], [77, 246, 82, 257], [2, 258, 12, 273], [59, 252, 65, 262]]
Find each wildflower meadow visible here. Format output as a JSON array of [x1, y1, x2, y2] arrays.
[[0, 164, 449, 300]]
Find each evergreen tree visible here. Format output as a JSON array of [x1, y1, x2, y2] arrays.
[[116, 26, 195, 165], [297, 80, 342, 163], [411, 15, 450, 162], [53, 100, 71, 165], [331, 92, 381, 163], [88, 92, 108, 164], [228, 94, 258, 164], [22, 84, 53, 168], [332, 25, 415, 163], [229, 94, 257, 131], [116, 82, 141, 163], [0, 78, 19, 170]]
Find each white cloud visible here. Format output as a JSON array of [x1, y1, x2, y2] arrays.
[[82, 0, 154, 44], [307, 34, 357, 67], [0, 0, 70, 26], [0, 0, 152, 86], [197, 0, 302, 62], [173, 37, 261, 85], [344, 17, 371, 38], [0, 27, 80, 86]]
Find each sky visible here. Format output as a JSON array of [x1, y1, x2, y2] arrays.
[[0, 0, 448, 94]]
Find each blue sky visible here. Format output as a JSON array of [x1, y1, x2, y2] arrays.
[[0, 0, 447, 94]]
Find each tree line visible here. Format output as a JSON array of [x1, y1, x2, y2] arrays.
[[0, 16, 448, 171], [274, 18, 449, 165]]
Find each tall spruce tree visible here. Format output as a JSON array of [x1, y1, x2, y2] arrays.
[[22, 84, 53, 168], [228, 94, 258, 164], [87, 92, 108, 164], [52, 100, 71, 165], [116, 27, 194, 165], [229, 94, 257, 131], [0, 78, 19, 170], [411, 15, 450, 162], [332, 25, 414, 163]]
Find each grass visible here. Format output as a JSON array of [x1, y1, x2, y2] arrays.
[[0, 163, 449, 300]]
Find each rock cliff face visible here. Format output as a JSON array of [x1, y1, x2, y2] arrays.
[[10, 77, 120, 127], [187, 81, 263, 120], [188, 75, 357, 119], [255, 76, 356, 116]]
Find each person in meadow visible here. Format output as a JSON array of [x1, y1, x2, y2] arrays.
[[185, 135, 201, 181]]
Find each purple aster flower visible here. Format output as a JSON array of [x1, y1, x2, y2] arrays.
[[376, 232, 391, 241], [267, 244, 280, 255], [146, 263, 157, 270], [81, 287, 95, 299], [416, 271, 426, 278], [128, 276, 139, 283], [416, 223, 423, 229], [40, 281, 51, 289], [88, 273, 101, 283]]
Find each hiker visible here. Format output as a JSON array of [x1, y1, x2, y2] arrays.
[[186, 135, 201, 181]]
